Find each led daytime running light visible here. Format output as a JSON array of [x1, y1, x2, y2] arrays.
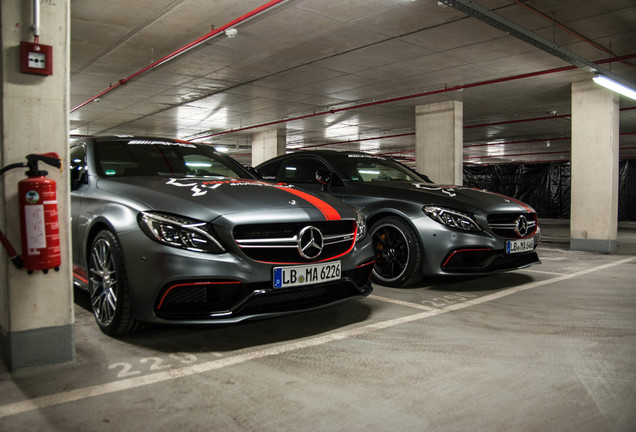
[[355, 210, 367, 242], [423, 206, 481, 232], [139, 212, 225, 253]]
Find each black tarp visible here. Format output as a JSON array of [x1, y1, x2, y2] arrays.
[[463, 160, 635, 221], [619, 159, 636, 220]]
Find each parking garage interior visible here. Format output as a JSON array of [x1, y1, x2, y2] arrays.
[[1, 1, 635, 430]]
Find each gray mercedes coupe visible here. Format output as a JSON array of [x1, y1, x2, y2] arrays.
[[256, 151, 541, 287], [70, 137, 374, 335]]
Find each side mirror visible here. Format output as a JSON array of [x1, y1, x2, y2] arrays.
[[70, 165, 87, 190], [315, 168, 334, 192], [245, 166, 262, 179]]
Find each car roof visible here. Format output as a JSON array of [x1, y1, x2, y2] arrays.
[[73, 136, 225, 152], [92, 135, 183, 143], [263, 149, 380, 162]]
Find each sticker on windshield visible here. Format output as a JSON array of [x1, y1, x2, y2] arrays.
[[347, 154, 386, 160], [128, 139, 196, 148], [166, 178, 294, 197]]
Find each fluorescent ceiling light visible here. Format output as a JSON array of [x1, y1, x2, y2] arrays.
[[592, 75, 636, 100]]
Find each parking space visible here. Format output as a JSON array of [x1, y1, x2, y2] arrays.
[[1, 239, 635, 431], [3, 2, 636, 430]]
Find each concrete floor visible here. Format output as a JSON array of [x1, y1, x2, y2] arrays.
[[1, 222, 635, 431]]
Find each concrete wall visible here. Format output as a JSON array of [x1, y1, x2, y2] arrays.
[[415, 101, 463, 186], [251, 129, 286, 167], [570, 80, 619, 254], [0, 0, 73, 369]]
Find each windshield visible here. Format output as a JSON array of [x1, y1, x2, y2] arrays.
[[329, 154, 431, 183], [94, 139, 249, 179]]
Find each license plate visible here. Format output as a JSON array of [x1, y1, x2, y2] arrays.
[[506, 238, 534, 254], [273, 261, 341, 288]]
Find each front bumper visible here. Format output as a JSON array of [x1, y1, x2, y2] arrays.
[[118, 229, 375, 324], [413, 216, 542, 275], [440, 248, 540, 273]]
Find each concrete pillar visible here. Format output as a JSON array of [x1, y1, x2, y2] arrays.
[[415, 101, 463, 185], [1, 0, 73, 369], [251, 129, 286, 167], [570, 80, 619, 254]]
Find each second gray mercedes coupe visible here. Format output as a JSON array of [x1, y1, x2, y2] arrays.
[[257, 151, 541, 287]]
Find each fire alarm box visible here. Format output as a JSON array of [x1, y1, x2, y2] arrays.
[[20, 41, 53, 76]]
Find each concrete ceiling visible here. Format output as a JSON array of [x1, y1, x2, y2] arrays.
[[70, 0, 636, 166]]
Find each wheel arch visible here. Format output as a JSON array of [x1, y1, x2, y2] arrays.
[[85, 218, 118, 261], [366, 208, 424, 251]]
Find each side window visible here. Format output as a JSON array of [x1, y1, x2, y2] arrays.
[[256, 160, 282, 181], [276, 157, 327, 184], [69, 144, 88, 190]]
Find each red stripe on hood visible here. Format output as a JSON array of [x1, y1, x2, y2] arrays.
[[275, 186, 341, 220]]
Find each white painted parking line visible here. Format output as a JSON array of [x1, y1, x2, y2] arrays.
[[1, 255, 634, 419], [523, 269, 568, 276], [368, 294, 436, 311]]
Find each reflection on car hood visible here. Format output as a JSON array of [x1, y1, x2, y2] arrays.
[[351, 181, 535, 213], [97, 177, 351, 221]]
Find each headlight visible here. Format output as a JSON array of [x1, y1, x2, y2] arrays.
[[423, 206, 481, 232], [138, 211, 226, 253], [355, 210, 367, 242]]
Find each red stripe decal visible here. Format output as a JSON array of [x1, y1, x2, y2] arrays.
[[275, 186, 341, 221], [442, 248, 491, 267]]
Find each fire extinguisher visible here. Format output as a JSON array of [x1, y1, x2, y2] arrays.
[[0, 152, 62, 274]]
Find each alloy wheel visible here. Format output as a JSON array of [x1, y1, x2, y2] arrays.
[[89, 237, 119, 327], [371, 222, 410, 284]]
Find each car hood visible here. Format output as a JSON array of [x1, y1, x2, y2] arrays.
[[97, 177, 353, 221], [349, 181, 535, 214]]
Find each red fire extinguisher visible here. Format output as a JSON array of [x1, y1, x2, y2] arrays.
[[0, 152, 62, 274]]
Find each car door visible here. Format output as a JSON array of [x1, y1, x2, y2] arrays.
[[69, 144, 89, 276]]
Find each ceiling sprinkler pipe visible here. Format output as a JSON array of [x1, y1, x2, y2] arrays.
[[195, 53, 636, 140], [71, 0, 290, 113]]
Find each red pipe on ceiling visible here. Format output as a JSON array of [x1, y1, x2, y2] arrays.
[[70, 0, 289, 113], [392, 147, 636, 164], [195, 53, 636, 140], [293, 108, 636, 151], [465, 146, 636, 162]]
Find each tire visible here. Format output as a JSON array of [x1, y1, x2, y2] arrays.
[[88, 230, 145, 335], [370, 216, 423, 287]]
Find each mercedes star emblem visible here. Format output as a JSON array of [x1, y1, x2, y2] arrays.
[[297, 225, 324, 259], [514, 215, 529, 238]]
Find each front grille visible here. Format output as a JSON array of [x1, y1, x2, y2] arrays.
[[154, 268, 373, 321], [442, 249, 540, 273], [237, 279, 368, 316], [234, 220, 356, 263], [487, 212, 537, 239]]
